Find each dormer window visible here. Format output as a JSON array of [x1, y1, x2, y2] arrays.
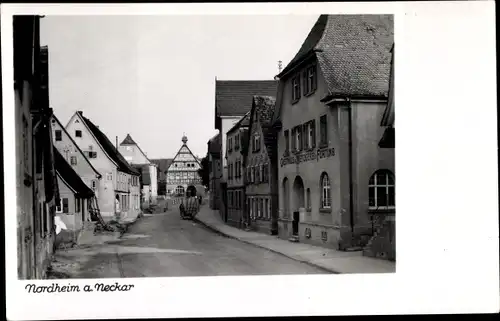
[[304, 65, 317, 95], [291, 76, 301, 102]]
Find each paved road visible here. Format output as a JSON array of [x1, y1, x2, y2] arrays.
[[77, 207, 326, 278]]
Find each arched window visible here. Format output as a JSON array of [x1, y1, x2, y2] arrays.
[[368, 170, 395, 209], [175, 185, 185, 196], [321, 173, 331, 209]]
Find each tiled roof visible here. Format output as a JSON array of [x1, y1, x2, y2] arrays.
[[245, 96, 278, 163], [253, 96, 276, 126], [227, 112, 251, 136], [54, 147, 94, 198], [150, 158, 174, 179], [207, 133, 221, 156], [215, 80, 278, 118], [79, 113, 139, 176], [280, 14, 393, 97], [120, 134, 136, 145]]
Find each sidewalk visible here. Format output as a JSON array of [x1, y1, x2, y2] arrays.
[[194, 206, 395, 274]]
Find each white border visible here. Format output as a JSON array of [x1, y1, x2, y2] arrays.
[[3, 2, 499, 319]]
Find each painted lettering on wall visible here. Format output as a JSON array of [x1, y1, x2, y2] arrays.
[[280, 147, 336, 167]]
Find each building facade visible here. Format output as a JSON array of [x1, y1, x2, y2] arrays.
[[165, 136, 203, 197], [118, 134, 159, 206], [53, 147, 94, 244], [226, 112, 250, 227], [207, 133, 222, 210], [244, 96, 279, 235], [214, 79, 278, 220], [363, 43, 396, 260], [65, 111, 141, 221], [50, 114, 102, 213], [15, 16, 60, 279], [272, 15, 395, 250]]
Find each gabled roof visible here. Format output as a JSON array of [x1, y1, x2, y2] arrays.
[[51, 114, 102, 179], [151, 158, 174, 174], [77, 112, 139, 176], [244, 96, 278, 163], [119, 133, 152, 164], [168, 140, 200, 171], [279, 14, 393, 97], [54, 147, 94, 198], [273, 15, 393, 126], [120, 134, 136, 145], [215, 80, 278, 123], [227, 111, 251, 136]]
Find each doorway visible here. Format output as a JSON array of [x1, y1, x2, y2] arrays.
[[292, 176, 305, 237]]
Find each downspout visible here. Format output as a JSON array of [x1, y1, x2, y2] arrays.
[[346, 99, 355, 235]]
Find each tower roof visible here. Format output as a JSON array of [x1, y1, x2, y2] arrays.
[[121, 134, 136, 145]]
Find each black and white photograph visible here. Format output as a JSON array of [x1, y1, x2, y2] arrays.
[[2, 2, 498, 320]]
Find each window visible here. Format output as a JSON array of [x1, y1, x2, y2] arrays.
[[56, 199, 62, 213], [321, 173, 331, 209], [319, 115, 328, 146], [75, 198, 80, 212], [251, 166, 255, 183], [70, 156, 77, 165], [253, 134, 261, 153], [265, 198, 269, 219], [75, 130, 82, 138], [304, 65, 317, 95], [228, 137, 233, 152], [284, 130, 290, 154], [258, 198, 263, 218], [249, 198, 254, 218], [55, 130, 62, 141], [294, 126, 302, 151], [62, 198, 69, 213], [235, 134, 240, 150], [107, 173, 113, 181], [87, 151, 97, 158], [369, 170, 395, 209], [306, 120, 316, 149], [291, 76, 301, 102], [92, 180, 97, 190]]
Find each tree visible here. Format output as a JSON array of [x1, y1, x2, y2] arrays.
[[198, 155, 210, 188]]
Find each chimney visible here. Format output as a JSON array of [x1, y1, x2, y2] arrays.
[[278, 60, 283, 73], [116, 136, 118, 149]]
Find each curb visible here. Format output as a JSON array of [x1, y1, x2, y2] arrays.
[[193, 216, 339, 274]]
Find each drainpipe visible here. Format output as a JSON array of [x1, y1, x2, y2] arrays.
[[346, 99, 355, 235]]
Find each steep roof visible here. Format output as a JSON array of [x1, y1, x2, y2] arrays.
[[119, 133, 152, 164], [54, 147, 94, 198], [51, 114, 101, 178], [120, 134, 136, 145], [151, 158, 174, 178], [78, 112, 139, 176], [273, 14, 393, 126], [245, 96, 278, 163], [215, 80, 278, 119], [279, 14, 393, 97], [227, 111, 251, 136]]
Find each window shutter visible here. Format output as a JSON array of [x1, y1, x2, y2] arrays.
[[291, 128, 296, 150], [311, 120, 316, 148], [302, 70, 307, 95], [302, 123, 308, 149]]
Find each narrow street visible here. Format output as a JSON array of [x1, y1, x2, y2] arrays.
[[60, 203, 325, 278]]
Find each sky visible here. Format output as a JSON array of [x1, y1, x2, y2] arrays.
[[40, 15, 319, 159]]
